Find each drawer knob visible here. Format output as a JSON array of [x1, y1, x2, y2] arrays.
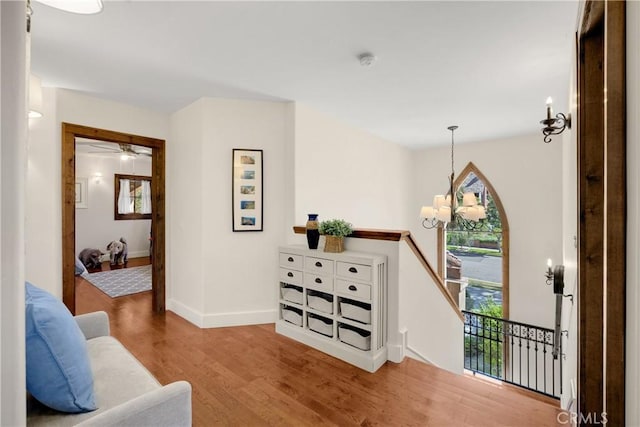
[[287, 272, 294, 278], [315, 278, 323, 284], [315, 261, 322, 267], [287, 257, 294, 262], [348, 267, 358, 273], [348, 285, 357, 291]]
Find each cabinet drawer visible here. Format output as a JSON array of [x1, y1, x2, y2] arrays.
[[280, 252, 303, 269], [336, 279, 371, 300], [304, 256, 334, 275], [304, 273, 333, 292], [280, 268, 303, 285], [336, 262, 371, 282]]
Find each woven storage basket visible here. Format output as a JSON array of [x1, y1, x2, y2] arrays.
[[323, 235, 345, 253]]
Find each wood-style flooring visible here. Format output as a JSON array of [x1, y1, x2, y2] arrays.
[[76, 258, 563, 426]]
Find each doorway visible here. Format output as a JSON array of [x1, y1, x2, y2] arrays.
[[61, 123, 166, 314], [576, 0, 626, 424]]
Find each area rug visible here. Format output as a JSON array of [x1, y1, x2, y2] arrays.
[[85, 265, 152, 298]]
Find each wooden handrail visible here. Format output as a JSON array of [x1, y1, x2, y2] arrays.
[[292, 226, 463, 321], [292, 226, 409, 241]]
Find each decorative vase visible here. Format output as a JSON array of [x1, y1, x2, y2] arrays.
[[324, 235, 345, 253], [306, 214, 320, 250]]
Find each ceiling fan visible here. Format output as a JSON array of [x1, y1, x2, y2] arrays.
[[87, 142, 152, 157]]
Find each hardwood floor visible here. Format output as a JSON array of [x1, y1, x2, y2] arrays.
[[76, 260, 563, 426]]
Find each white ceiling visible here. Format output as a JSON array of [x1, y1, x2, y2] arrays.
[[30, 1, 578, 148]]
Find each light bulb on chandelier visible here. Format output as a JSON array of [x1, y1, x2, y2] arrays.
[[419, 125, 488, 231]]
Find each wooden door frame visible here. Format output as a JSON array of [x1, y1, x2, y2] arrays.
[[577, 1, 626, 424], [62, 123, 166, 314]]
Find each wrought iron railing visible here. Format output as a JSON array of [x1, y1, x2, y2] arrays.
[[463, 310, 561, 399]]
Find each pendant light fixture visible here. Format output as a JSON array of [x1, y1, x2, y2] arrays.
[[419, 125, 487, 230]]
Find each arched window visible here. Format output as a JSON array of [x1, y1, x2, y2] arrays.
[[437, 162, 510, 319]]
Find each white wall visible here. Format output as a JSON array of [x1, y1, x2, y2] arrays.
[[411, 134, 564, 329], [75, 153, 151, 258], [1, 1, 27, 423], [398, 243, 463, 373], [167, 99, 205, 316], [167, 98, 290, 327], [25, 87, 60, 294], [627, 2, 639, 424], [560, 36, 578, 411], [293, 103, 412, 229], [26, 88, 169, 296]]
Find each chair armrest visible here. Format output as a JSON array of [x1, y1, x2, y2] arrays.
[[74, 381, 192, 427], [74, 311, 110, 340]]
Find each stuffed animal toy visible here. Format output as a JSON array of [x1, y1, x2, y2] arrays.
[[78, 248, 104, 270], [107, 237, 128, 266]]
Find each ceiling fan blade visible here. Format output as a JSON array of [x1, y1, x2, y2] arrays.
[[89, 144, 121, 153], [132, 149, 152, 157]]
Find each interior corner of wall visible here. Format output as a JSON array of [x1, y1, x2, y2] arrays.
[[166, 298, 204, 328]]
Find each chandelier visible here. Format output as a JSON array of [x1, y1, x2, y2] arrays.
[[419, 125, 487, 231]]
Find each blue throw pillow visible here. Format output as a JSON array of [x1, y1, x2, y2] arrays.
[[25, 282, 97, 413]]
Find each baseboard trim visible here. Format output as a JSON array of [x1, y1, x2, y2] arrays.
[[202, 309, 277, 328], [167, 299, 277, 329], [387, 328, 407, 363], [99, 250, 149, 263], [167, 299, 204, 327], [405, 344, 435, 366], [387, 344, 405, 363], [128, 250, 150, 259], [403, 329, 437, 367]]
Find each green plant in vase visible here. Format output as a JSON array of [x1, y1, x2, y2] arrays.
[[319, 219, 353, 253]]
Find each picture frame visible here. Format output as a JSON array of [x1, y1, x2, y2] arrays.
[[75, 177, 88, 209], [232, 149, 263, 231]]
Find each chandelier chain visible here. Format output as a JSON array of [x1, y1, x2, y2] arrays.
[[451, 127, 454, 177]]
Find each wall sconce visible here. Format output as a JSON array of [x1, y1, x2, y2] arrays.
[[546, 258, 569, 360], [545, 259, 564, 294], [540, 97, 571, 143], [545, 258, 571, 301], [545, 258, 553, 285], [93, 172, 102, 184]]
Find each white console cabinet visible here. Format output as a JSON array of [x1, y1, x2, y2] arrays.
[[276, 245, 387, 372]]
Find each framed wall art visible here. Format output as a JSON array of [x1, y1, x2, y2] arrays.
[[232, 149, 263, 231], [75, 177, 88, 209]]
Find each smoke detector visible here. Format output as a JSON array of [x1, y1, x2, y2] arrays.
[[358, 53, 377, 67]]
